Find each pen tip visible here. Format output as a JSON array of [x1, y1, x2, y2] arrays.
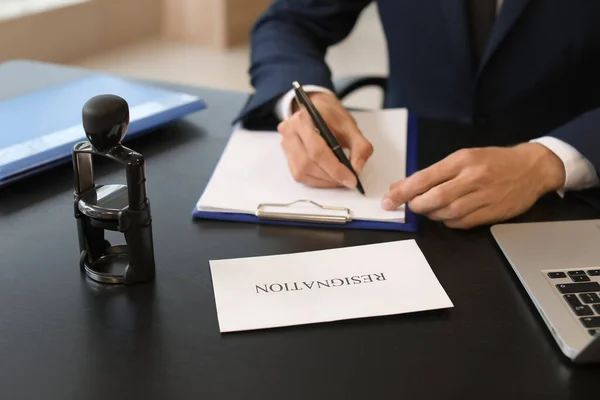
[[357, 183, 365, 196]]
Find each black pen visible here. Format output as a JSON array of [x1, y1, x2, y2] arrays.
[[292, 81, 365, 195]]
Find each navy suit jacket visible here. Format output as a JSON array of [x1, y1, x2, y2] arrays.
[[237, 0, 600, 188]]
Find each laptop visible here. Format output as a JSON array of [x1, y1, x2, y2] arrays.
[[491, 219, 600, 363]]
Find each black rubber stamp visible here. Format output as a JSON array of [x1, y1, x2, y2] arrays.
[[72, 94, 156, 284]]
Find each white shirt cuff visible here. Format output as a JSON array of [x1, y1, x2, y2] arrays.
[[274, 85, 335, 121], [530, 136, 600, 195]]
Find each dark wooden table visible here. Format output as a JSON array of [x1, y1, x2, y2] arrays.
[[1, 62, 599, 400]]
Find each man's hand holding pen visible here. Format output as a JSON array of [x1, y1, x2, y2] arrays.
[[277, 91, 373, 189]]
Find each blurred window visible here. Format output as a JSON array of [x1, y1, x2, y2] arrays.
[[0, 0, 88, 21]]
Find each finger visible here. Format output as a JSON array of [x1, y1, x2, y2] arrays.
[[297, 173, 340, 188], [295, 112, 357, 188], [285, 153, 340, 188], [382, 160, 460, 210], [277, 121, 286, 133], [277, 120, 294, 137], [281, 133, 339, 185], [297, 160, 342, 186], [443, 205, 499, 230], [444, 192, 538, 229], [282, 135, 335, 182], [408, 174, 477, 215], [337, 120, 373, 174], [426, 189, 491, 222]]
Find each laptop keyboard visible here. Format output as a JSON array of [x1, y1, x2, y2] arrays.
[[547, 268, 600, 337]]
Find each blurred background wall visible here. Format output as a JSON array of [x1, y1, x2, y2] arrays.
[[0, 0, 387, 108]]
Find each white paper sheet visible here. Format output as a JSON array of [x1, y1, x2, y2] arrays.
[[209, 240, 453, 332], [196, 108, 409, 222]]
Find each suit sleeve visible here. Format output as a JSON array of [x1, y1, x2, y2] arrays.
[[234, 0, 373, 129]]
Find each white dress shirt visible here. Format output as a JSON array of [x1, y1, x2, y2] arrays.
[[272, 0, 600, 193]]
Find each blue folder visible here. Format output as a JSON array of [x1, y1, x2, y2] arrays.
[[0, 74, 206, 187], [192, 113, 418, 232]]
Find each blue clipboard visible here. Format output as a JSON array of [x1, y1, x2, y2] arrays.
[[192, 113, 419, 232], [0, 74, 207, 187]]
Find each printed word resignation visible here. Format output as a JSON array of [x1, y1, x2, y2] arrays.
[[255, 273, 387, 294]]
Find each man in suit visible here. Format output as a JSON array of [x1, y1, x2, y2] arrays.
[[236, 0, 600, 228]]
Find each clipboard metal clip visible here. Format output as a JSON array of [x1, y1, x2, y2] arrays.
[[255, 199, 352, 224]]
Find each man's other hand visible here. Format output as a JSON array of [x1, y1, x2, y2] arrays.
[[382, 143, 566, 229], [277, 92, 373, 188]]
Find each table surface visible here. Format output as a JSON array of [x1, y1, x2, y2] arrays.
[[1, 62, 600, 400]]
